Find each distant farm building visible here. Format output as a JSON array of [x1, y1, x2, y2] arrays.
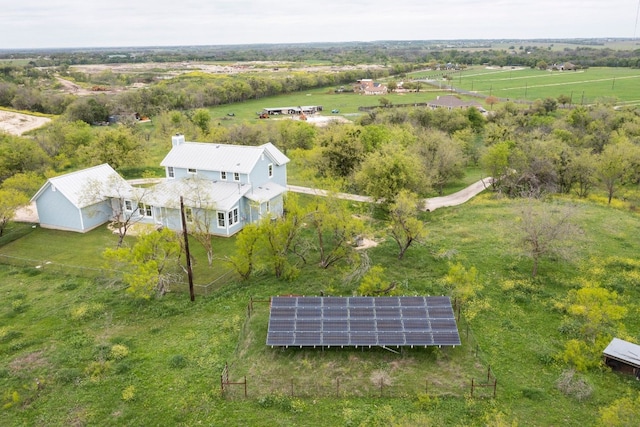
[[262, 106, 323, 116], [427, 95, 483, 111], [354, 79, 388, 95], [603, 338, 640, 378]]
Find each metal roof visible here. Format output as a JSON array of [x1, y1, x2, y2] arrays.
[[244, 182, 286, 203], [603, 338, 640, 368], [146, 178, 250, 212], [31, 164, 132, 208], [160, 142, 289, 173]]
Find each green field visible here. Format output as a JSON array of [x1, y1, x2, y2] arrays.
[[1, 190, 640, 425], [413, 66, 640, 106]]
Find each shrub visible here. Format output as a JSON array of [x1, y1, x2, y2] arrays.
[[122, 385, 136, 402], [109, 344, 129, 361], [168, 354, 187, 369]]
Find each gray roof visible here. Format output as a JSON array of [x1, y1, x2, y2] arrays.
[[145, 178, 250, 212], [428, 95, 481, 109], [160, 142, 289, 174], [31, 164, 132, 208], [244, 182, 287, 203], [603, 338, 640, 368]]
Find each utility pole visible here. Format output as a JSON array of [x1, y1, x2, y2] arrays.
[[180, 196, 195, 302]]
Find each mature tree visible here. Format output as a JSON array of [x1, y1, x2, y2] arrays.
[[513, 200, 581, 277], [0, 189, 29, 236], [569, 150, 597, 198], [37, 120, 93, 168], [413, 130, 467, 195], [307, 195, 364, 269], [64, 96, 110, 124], [276, 119, 316, 152], [191, 108, 211, 135], [596, 140, 638, 204], [103, 227, 183, 299], [479, 140, 512, 190], [0, 172, 43, 196], [258, 194, 307, 279], [387, 190, 426, 259], [79, 127, 144, 169], [226, 222, 262, 280], [317, 124, 365, 178], [355, 145, 425, 204], [0, 134, 49, 182]]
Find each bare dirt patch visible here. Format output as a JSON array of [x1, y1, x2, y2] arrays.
[[0, 111, 51, 135]]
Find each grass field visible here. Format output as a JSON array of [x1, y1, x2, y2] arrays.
[[409, 66, 640, 106], [1, 189, 640, 425]]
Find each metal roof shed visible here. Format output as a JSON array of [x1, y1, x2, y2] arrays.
[[603, 338, 640, 377]]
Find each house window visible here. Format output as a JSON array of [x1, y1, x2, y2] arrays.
[[228, 208, 239, 226], [268, 163, 273, 178], [188, 168, 197, 174], [124, 200, 132, 211], [266, 201, 270, 213], [233, 172, 240, 182], [217, 212, 226, 227], [185, 207, 193, 223], [168, 166, 175, 178], [138, 202, 153, 218], [221, 171, 227, 180]]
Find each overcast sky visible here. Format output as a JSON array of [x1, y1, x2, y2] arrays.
[[3, 0, 639, 50]]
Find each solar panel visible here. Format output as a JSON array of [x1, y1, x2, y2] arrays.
[[266, 296, 460, 348]]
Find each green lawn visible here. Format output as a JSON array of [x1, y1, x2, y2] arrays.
[[415, 66, 640, 106], [1, 190, 640, 425]]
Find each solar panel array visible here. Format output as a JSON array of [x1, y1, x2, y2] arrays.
[[266, 296, 460, 348]]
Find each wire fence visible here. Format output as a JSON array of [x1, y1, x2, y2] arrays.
[[222, 298, 498, 400], [0, 253, 237, 296]]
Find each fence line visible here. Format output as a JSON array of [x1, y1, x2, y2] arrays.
[[0, 254, 236, 296]]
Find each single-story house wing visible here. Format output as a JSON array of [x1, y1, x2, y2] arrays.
[[31, 164, 133, 233]]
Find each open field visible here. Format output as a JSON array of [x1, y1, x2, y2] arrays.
[[1, 191, 640, 425], [410, 66, 640, 106]]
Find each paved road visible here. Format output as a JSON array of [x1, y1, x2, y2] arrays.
[[288, 177, 493, 211]]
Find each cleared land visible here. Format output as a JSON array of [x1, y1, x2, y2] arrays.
[[0, 110, 51, 135]]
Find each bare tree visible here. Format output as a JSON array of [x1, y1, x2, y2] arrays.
[[178, 177, 217, 267], [82, 173, 154, 247], [514, 200, 582, 277]]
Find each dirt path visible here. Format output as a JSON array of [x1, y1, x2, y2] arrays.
[[0, 111, 51, 135]]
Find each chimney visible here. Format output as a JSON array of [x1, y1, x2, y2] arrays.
[[172, 133, 185, 147]]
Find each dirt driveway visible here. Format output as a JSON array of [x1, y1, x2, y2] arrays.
[[0, 111, 51, 135]]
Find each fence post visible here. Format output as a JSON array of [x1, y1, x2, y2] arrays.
[[244, 376, 247, 398], [493, 378, 497, 398], [471, 378, 474, 397]]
